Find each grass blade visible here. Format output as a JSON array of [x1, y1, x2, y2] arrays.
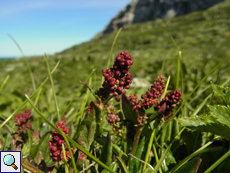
[[204, 149, 230, 173], [60, 131, 76, 173], [101, 28, 122, 85], [0, 60, 60, 129], [25, 94, 116, 173], [61, 69, 96, 116], [176, 51, 181, 90], [44, 54, 60, 121], [153, 127, 185, 173], [8, 34, 36, 91], [157, 56, 230, 141], [170, 135, 221, 172], [0, 75, 10, 93], [75, 77, 92, 128]]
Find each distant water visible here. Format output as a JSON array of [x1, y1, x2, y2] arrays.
[[0, 56, 16, 60]]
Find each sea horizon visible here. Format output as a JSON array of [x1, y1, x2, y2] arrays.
[[0, 56, 17, 60]]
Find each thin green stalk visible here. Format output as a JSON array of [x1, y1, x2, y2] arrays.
[[176, 51, 181, 90], [181, 77, 230, 125], [45, 54, 60, 121], [60, 130, 77, 173], [62, 144, 70, 173], [143, 119, 160, 171], [34, 88, 42, 129], [153, 144, 163, 173], [8, 34, 36, 91], [0, 60, 60, 129], [130, 126, 144, 155], [190, 94, 212, 117], [157, 56, 230, 141], [61, 69, 96, 116], [128, 153, 154, 170], [153, 127, 185, 173], [128, 126, 144, 166], [0, 75, 9, 93], [107, 28, 122, 69], [171, 36, 180, 50], [124, 125, 128, 154], [101, 28, 122, 85], [204, 149, 230, 173], [163, 76, 170, 98], [75, 77, 92, 128], [170, 135, 221, 172], [188, 85, 211, 104], [25, 94, 116, 173]]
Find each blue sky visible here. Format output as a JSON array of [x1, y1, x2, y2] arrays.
[[0, 0, 131, 57]]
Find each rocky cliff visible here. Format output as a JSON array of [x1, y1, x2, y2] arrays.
[[94, 0, 224, 38]]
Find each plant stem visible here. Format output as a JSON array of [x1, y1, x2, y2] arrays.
[[131, 126, 144, 155], [102, 93, 113, 105], [204, 149, 230, 173], [153, 144, 163, 173], [143, 118, 160, 171]]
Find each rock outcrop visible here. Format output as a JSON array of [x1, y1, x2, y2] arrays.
[[95, 0, 224, 38]]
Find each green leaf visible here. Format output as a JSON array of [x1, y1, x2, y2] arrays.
[[211, 82, 230, 104], [37, 132, 53, 164], [99, 132, 113, 172], [79, 80, 101, 102], [121, 94, 137, 124], [178, 105, 230, 140], [133, 136, 146, 173], [21, 158, 45, 173], [95, 137, 128, 161], [26, 95, 115, 173], [77, 101, 99, 150], [101, 161, 119, 173], [161, 147, 177, 172], [0, 75, 9, 93], [143, 167, 154, 173], [117, 156, 129, 173], [0, 60, 60, 130], [174, 157, 202, 173], [76, 100, 101, 168]]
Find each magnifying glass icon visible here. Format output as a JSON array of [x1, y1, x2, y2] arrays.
[[3, 154, 18, 170]]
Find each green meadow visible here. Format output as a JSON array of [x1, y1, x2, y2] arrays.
[[1, 1, 230, 172]]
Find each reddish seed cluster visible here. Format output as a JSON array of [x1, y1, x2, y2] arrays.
[[141, 76, 165, 109], [154, 90, 182, 121], [129, 93, 142, 112], [14, 109, 32, 133], [106, 104, 123, 136], [49, 121, 73, 162], [78, 151, 87, 161], [128, 93, 148, 124], [137, 115, 147, 124], [97, 51, 133, 101]]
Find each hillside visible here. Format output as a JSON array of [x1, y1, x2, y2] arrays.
[[58, 0, 230, 78], [95, 0, 225, 36], [0, 0, 230, 116]]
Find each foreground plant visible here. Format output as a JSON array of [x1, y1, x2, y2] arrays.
[[76, 51, 183, 172], [4, 49, 229, 173], [49, 121, 73, 162]]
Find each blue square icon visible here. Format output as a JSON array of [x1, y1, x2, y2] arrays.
[[0, 151, 21, 173]]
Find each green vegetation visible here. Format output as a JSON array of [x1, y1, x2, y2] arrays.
[[1, 1, 230, 172]]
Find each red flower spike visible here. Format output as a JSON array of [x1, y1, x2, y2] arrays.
[[141, 76, 165, 109], [49, 121, 75, 162], [14, 109, 32, 133], [154, 90, 182, 121], [106, 104, 124, 136], [96, 51, 133, 103]]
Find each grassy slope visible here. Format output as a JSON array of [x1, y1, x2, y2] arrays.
[[0, 0, 230, 116], [57, 0, 230, 90]]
